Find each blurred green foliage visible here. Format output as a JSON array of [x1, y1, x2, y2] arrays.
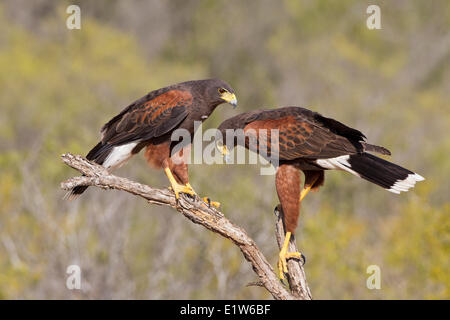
[[0, 0, 449, 299]]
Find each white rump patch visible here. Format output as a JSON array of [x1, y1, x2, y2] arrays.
[[387, 173, 425, 194], [315, 155, 361, 177], [103, 142, 138, 170]]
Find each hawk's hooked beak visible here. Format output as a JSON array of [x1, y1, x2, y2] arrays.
[[217, 144, 231, 163], [221, 92, 238, 108]]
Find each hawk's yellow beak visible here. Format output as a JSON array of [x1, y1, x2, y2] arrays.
[[218, 145, 228, 156], [220, 92, 237, 108], [217, 144, 231, 163]]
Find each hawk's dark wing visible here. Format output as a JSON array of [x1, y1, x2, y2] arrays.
[[242, 107, 387, 160], [100, 89, 192, 146]]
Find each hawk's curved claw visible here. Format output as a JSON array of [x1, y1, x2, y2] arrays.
[[274, 205, 280, 216], [301, 253, 306, 265]]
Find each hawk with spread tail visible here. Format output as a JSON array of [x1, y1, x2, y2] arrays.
[[217, 106, 424, 279], [66, 79, 237, 204]]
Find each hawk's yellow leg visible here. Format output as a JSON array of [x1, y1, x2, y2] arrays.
[[299, 175, 320, 202], [278, 175, 319, 279], [278, 231, 304, 280], [299, 186, 312, 202], [164, 168, 196, 199]]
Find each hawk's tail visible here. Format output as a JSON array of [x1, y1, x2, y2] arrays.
[[64, 142, 114, 201], [317, 153, 424, 194], [344, 153, 424, 193]]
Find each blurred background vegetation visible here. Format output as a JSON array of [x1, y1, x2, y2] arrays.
[[0, 0, 449, 299]]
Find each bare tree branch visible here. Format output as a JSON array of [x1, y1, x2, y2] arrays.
[[60, 153, 312, 300]]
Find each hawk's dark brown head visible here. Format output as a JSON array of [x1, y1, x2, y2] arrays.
[[215, 110, 261, 156], [186, 78, 237, 109]]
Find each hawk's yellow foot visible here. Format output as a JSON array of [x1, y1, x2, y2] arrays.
[[278, 232, 304, 280], [167, 183, 196, 199], [164, 168, 197, 199], [202, 197, 221, 208], [184, 183, 221, 208]]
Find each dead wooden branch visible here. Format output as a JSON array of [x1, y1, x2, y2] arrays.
[[60, 153, 312, 300]]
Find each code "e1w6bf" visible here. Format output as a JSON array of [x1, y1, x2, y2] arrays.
[[224, 304, 270, 315]]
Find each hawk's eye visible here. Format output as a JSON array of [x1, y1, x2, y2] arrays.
[[218, 88, 227, 94]]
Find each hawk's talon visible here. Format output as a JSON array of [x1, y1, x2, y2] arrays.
[[171, 183, 197, 199], [274, 205, 281, 216], [277, 231, 304, 279], [278, 250, 305, 279], [202, 197, 221, 208], [164, 168, 197, 200]]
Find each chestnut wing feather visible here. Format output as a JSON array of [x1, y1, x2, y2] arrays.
[[100, 89, 192, 145]]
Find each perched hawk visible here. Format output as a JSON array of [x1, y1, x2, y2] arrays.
[[66, 79, 237, 203], [217, 106, 424, 279]]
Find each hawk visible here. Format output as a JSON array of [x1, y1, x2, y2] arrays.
[[217, 106, 424, 279], [66, 79, 237, 204]]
